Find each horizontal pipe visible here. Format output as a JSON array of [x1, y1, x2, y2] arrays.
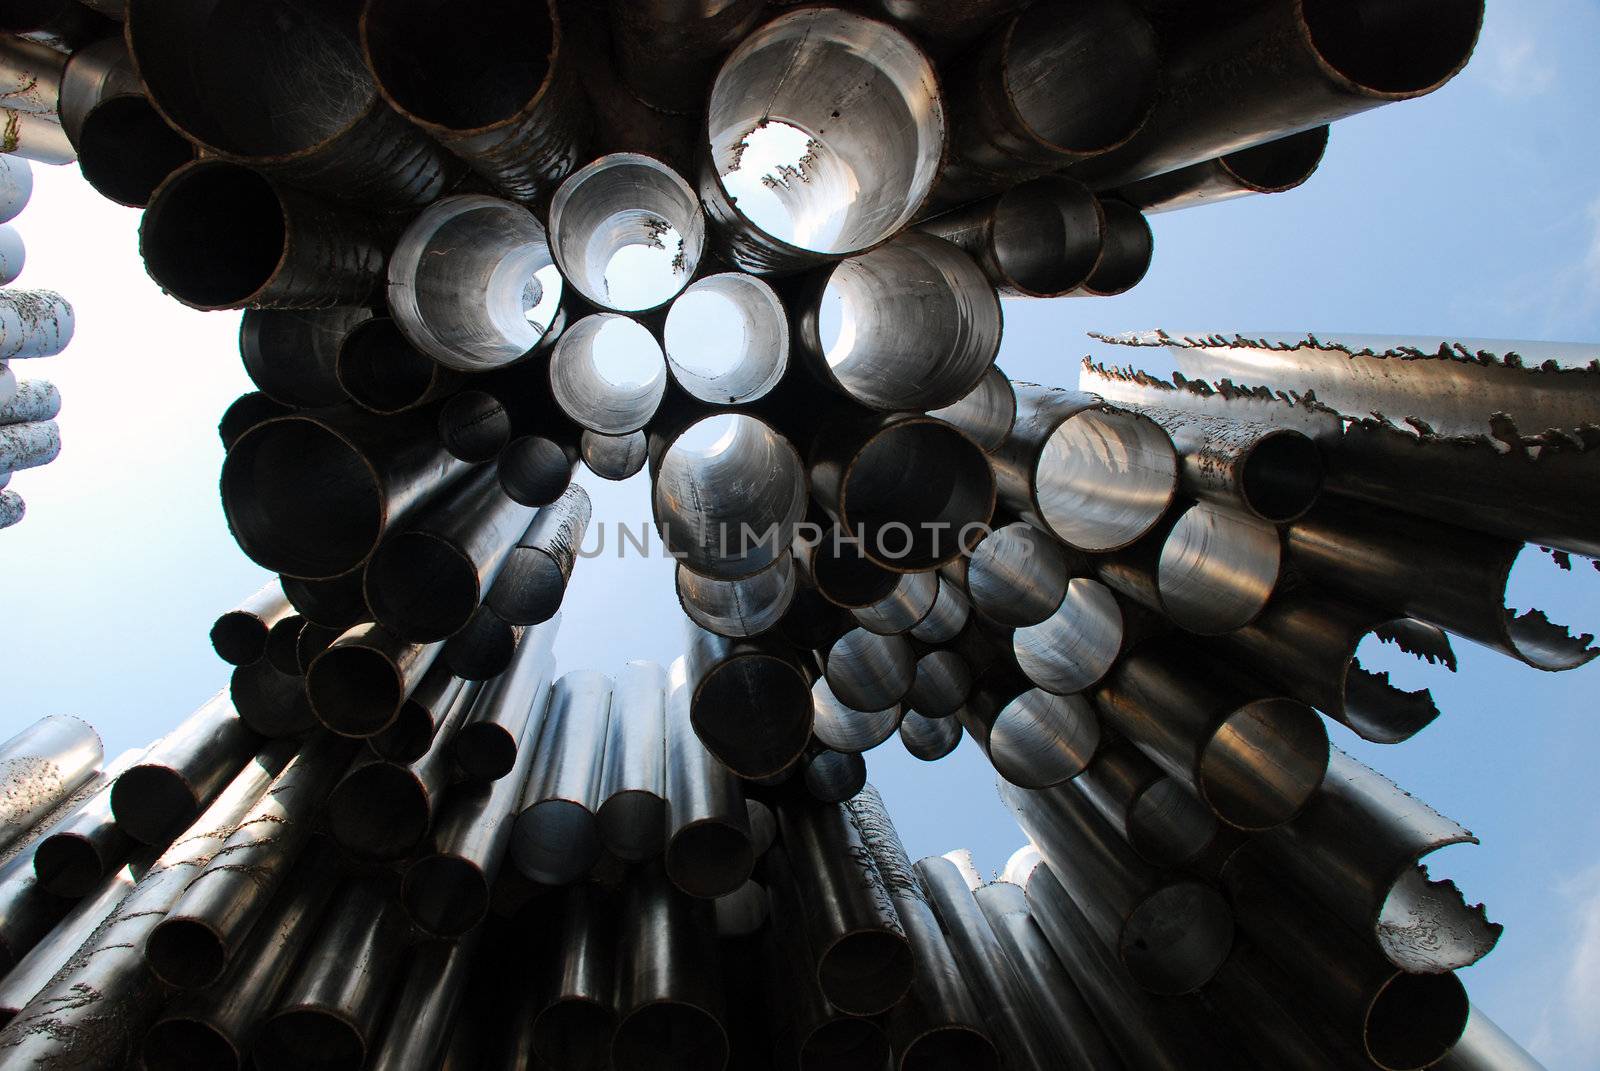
[[1, 108, 73, 163], [0, 714, 102, 853], [699, 7, 945, 274], [1071, 197, 1154, 297], [597, 661, 668, 862], [306, 622, 444, 738], [76, 92, 195, 207], [110, 692, 260, 845], [899, 709, 962, 761], [1115, 125, 1331, 213], [664, 272, 788, 405], [684, 620, 813, 779], [1012, 577, 1124, 695], [921, 176, 1104, 298], [663, 656, 754, 900], [228, 657, 315, 738], [1072, 732, 1218, 868], [485, 484, 591, 625], [452, 615, 558, 780], [676, 553, 796, 639], [141, 160, 390, 311], [0, 287, 71, 358], [209, 580, 292, 667], [57, 37, 139, 142], [513, 670, 613, 885]]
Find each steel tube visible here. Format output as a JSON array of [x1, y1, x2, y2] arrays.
[[1012, 577, 1123, 695], [513, 670, 613, 885], [0, 851, 71, 975], [596, 661, 668, 861], [111, 692, 259, 845], [684, 620, 813, 779], [1116, 125, 1331, 213], [371, 662, 474, 762], [75, 93, 195, 207], [926, 364, 1015, 453], [793, 523, 899, 610], [0, 417, 54, 472], [0, 714, 101, 853], [663, 656, 755, 899], [228, 657, 316, 738], [1000, 776, 1234, 994], [1072, 732, 1218, 867], [899, 710, 961, 761], [0, 36, 63, 115], [1436, 1005, 1546, 1071], [55, 37, 138, 142], [0, 488, 19, 529], [0, 108, 73, 163], [333, 315, 455, 415], [443, 606, 520, 682], [609, 0, 764, 114], [961, 521, 1072, 627], [802, 749, 867, 804], [253, 876, 408, 1071], [280, 570, 367, 630], [1070, 197, 1155, 297], [306, 622, 445, 738], [485, 485, 592, 625], [531, 885, 617, 1071], [1130, 403, 1325, 522], [361, 0, 591, 202], [220, 395, 328, 469], [436, 389, 511, 463], [500, 434, 577, 506], [825, 627, 914, 712], [921, 177, 1104, 298], [966, 686, 1099, 790], [664, 272, 788, 405], [0, 856, 139, 1025], [369, 933, 480, 1071], [992, 384, 1177, 552], [905, 650, 973, 718], [676, 553, 796, 639], [776, 798, 913, 1016], [453, 616, 559, 780], [209, 580, 292, 667], [30, 753, 137, 899], [0, 287, 70, 359], [141, 160, 390, 311], [853, 569, 938, 635], [580, 429, 648, 480], [0, 155, 29, 222], [811, 676, 901, 755], [908, 576, 971, 644], [699, 7, 945, 274], [549, 313, 669, 434]]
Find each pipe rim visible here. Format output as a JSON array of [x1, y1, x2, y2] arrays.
[[1297, 0, 1485, 100], [665, 273, 789, 404]]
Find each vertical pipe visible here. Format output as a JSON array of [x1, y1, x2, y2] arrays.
[[453, 616, 560, 780], [513, 670, 613, 885], [597, 661, 668, 861], [663, 656, 755, 900]]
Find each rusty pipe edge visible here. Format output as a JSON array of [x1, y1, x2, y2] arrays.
[[530, 884, 617, 1071], [1096, 637, 1330, 831], [141, 160, 389, 312], [699, 7, 945, 274], [1289, 496, 1599, 672], [935, 1, 1159, 206], [653, 412, 808, 580], [1224, 847, 1470, 1071], [852, 568, 939, 635], [684, 620, 813, 779], [676, 553, 797, 640], [401, 654, 552, 937], [906, 650, 973, 718], [663, 656, 755, 899], [1116, 125, 1331, 214], [548, 313, 669, 435], [306, 622, 444, 738], [992, 383, 1178, 553], [364, 467, 537, 643], [664, 272, 788, 405], [597, 661, 668, 862], [1012, 576, 1123, 696], [613, 867, 728, 1071], [333, 315, 456, 416], [1068, 0, 1483, 191], [775, 797, 914, 1016], [801, 749, 867, 804], [146, 734, 353, 990], [899, 708, 962, 761], [0, 287, 71, 359], [1000, 776, 1234, 995], [921, 176, 1104, 299], [361, 0, 591, 203], [0, 715, 102, 853], [608, 0, 765, 114], [927, 363, 1015, 453], [485, 484, 591, 626], [452, 615, 557, 779], [228, 657, 316, 739], [221, 406, 472, 580], [240, 307, 368, 413], [1072, 732, 1219, 868], [110, 693, 259, 846], [370, 659, 472, 762], [961, 520, 1074, 628], [965, 685, 1100, 791], [75, 92, 193, 207], [513, 670, 613, 885], [1212, 590, 1455, 745], [795, 232, 1002, 412]]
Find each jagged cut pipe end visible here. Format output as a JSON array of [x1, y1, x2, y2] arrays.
[[1344, 620, 1453, 743], [1377, 864, 1502, 974]]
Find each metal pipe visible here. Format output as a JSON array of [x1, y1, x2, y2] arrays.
[[1069, 0, 1482, 191], [56, 36, 138, 142], [295, 623, 341, 675], [992, 384, 1177, 553], [146, 733, 354, 989], [684, 619, 813, 779], [513, 670, 613, 884], [401, 658, 552, 937], [0, 488, 19, 529], [141, 159, 390, 311], [776, 798, 913, 1016], [802, 749, 867, 804], [332, 315, 455, 415], [0, 35, 64, 114], [31, 751, 139, 898], [371, 662, 474, 763], [221, 407, 471, 579], [280, 570, 367, 630], [905, 650, 971, 717], [1012, 577, 1123, 696], [252, 876, 409, 1071], [1291, 496, 1599, 671], [209, 580, 292, 667], [936, 1, 1158, 204], [908, 576, 971, 645], [1097, 638, 1330, 830], [306, 622, 445, 738], [676, 553, 796, 639], [699, 7, 944, 274], [714, 879, 767, 939], [0, 155, 25, 223], [899, 709, 962, 761], [549, 313, 669, 434], [110, 692, 260, 845], [960, 520, 1073, 627], [368, 932, 480, 1071], [1071, 732, 1218, 867], [361, 0, 590, 202], [965, 685, 1100, 790], [608, 0, 763, 113], [1116, 125, 1331, 213], [0, 108, 73, 163], [529, 884, 616, 1071], [0, 850, 71, 975], [1224, 847, 1469, 1071], [0, 287, 70, 359], [443, 605, 521, 683], [596, 661, 668, 862], [796, 232, 1001, 411], [0, 222, 21, 284], [365, 467, 536, 642], [1212, 591, 1453, 744], [664, 272, 787, 405], [926, 364, 1015, 454], [1000, 776, 1234, 994], [452, 616, 558, 780], [811, 676, 901, 755], [580, 428, 648, 480], [75, 92, 195, 207], [920, 177, 1103, 299], [500, 434, 577, 507], [436, 389, 511, 463], [1435, 1005, 1546, 1071], [1070, 197, 1155, 297], [853, 569, 938, 635], [0, 714, 101, 853], [612, 867, 728, 1071], [663, 656, 755, 899], [810, 412, 996, 572], [793, 522, 900, 610], [825, 627, 914, 712], [229, 655, 316, 738], [485, 484, 591, 625]]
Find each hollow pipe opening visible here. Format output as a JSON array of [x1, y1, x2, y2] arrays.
[[1240, 429, 1324, 522], [402, 855, 487, 937], [144, 917, 228, 991], [1157, 503, 1282, 635], [1200, 698, 1329, 830], [965, 522, 1069, 627], [1503, 544, 1600, 671], [31, 833, 101, 898], [366, 532, 478, 643], [905, 651, 971, 717], [209, 610, 270, 666], [549, 314, 669, 435], [144, 1017, 239, 1071], [307, 644, 403, 737], [853, 570, 938, 635], [515, 799, 601, 885], [677, 556, 797, 639], [987, 690, 1099, 789], [1125, 778, 1218, 867], [927, 364, 1015, 452], [613, 1001, 728, 1071], [336, 317, 443, 414], [255, 1008, 365, 1071], [1364, 969, 1469, 1070], [1300, 0, 1484, 97], [1033, 407, 1175, 551], [801, 1016, 891, 1071], [437, 389, 511, 463], [987, 177, 1103, 296], [811, 678, 900, 754], [901, 1026, 1000, 1071], [142, 163, 286, 310], [804, 750, 868, 803], [1081, 200, 1152, 296], [1222, 126, 1332, 191], [691, 652, 812, 777], [826, 629, 914, 712], [667, 819, 756, 900], [1013, 579, 1123, 696], [1121, 881, 1233, 995], [76, 95, 195, 208], [327, 763, 429, 859], [665, 273, 788, 404], [840, 420, 994, 571], [818, 930, 913, 1017], [500, 435, 574, 507], [899, 710, 961, 761], [581, 429, 649, 481], [109, 765, 196, 845], [534, 997, 616, 1071]]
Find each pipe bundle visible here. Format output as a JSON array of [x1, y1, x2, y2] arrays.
[[1, 0, 1583, 1067]]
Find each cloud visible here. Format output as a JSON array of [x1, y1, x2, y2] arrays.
[[1479, 33, 1557, 99], [1530, 861, 1600, 1067]]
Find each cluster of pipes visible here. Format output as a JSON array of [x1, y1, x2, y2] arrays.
[[0, 0, 1589, 1068]]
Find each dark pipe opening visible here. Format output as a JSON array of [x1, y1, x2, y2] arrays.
[[1224, 126, 1330, 190], [612, 1002, 728, 1071], [367, 532, 478, 642], [327, 764, 428, 858], [990, 178, 1103, 296], [692, 655, 811, 777], [146, 918, 228, 990], [533, 999, 616, 1071], [499, 435, 574, 506], [143, 164, 286, 309], [453, 722, 517, 781], [256, 1009, 364, 1071], [307, 645, 402, 736], [32, 834, 102, 898], [1302, 0, 1483, 96], [1241, 430, 1324, 522], [1365, 970, 1469, 1070], [819, 931, 913, 1015], [210, 610, 269, 666], [337, 318, 439, 414], [282, 571, 369, 629], [843, 423, 993, 570], [438, 390, 511, 462], [403, 855, 488, 937], [110, 766, 197, 845], [144, 1017, 240, 1071], [667, 819, 755, 899], [1083, 200, 1153, 296], [77, 96, 196, 208]]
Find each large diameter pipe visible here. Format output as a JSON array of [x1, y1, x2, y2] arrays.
[[1000, 776, 1234, 994], [962, 685, 1100, 791], [55, 37, 139, 143], [664, 272, 788, 405], [959, 520, 1072, 627], [0, 714, 101, 853], [306, 622, 444, 738], [776, 798, 913, 1016], [811, 676, 901, 756], [0, 287, 71, 359], [581, 428, 647, 481], [1072, 0, 1482, 190], [31, 750, 140, 898], [992, 383, 1177, 552], [1116, 126, 1331, 213], [663, 656, 755, 900], [334, 315, 455, 415], [253, 876, 408, 1071], [442, 605, 521, 682], [110, 692, 260, 845], [239, 307, 370, 411], [386, 194, 565, 371], [141, 160, 390, 311], [1072, 732, 1219, 868], [513, 670, 613, 885], [676, 553, 796, 639], [796, 232, 1002, 411], [453, 616, 558, 779], [927, 363, 1016, 453], [221, 407, 471, 579], [1127, 403, 1325, 522], [361, 0, 591, 202], [500, 433, 578, 507], [801, 748, 867, 805], [825, 627, 914, 714], [906, 650, 973, 717], [699, 7, 945, 274], [909, 575, 971, 644], [609, 0, 764, 114], [486, 484, 592, 625], [368, 933, 480, 1071], [126, 0, 457, 208], [280, 570, 367, 630], [371, 662, 473, 763], [549, 313, 669, 434], [684, 620, 813, 779], [853, 569, 938, 636], [209, 580, 292, 667], [531, 885, 617, 1071], [899, 709, 962, 761], [75, 92, 195, 208], [1012, 577, 1124, 696], [597, 661, 668, 862], [228, 656, 315, 739], [0, 222, 22, 285], [1097, 638, 1331, 831], [920, 176, 1104, 299]]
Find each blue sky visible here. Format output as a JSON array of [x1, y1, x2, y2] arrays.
[[1, 1, 1597, 1062]]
